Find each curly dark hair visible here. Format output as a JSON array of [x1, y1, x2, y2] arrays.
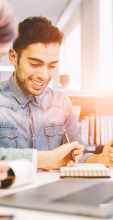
[[13, 16, 64, 58]]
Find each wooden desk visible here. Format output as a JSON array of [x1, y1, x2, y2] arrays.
[[0, 169, 113, 220]]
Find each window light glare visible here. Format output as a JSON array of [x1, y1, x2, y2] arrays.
[[0, 66, 14, 72], [99, 0, 113, 91]]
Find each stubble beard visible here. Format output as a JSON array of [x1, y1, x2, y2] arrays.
[[14, 69, 48, 96]]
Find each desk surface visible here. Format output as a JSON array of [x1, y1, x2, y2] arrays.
[[0, 169, 113, 220]]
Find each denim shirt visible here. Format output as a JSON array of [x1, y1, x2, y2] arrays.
[[0, 75, 94, 162]]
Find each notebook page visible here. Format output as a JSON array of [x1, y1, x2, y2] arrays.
[[60, 163, 111, 177]]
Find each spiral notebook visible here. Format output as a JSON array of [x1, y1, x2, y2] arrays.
[[60, 163, 111, 178]]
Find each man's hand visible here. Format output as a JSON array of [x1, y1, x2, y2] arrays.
[[38, 142, 84, 170], [101, 139, 113, 166], [85, 139, 113, 167], [0, 161, 10, 187]]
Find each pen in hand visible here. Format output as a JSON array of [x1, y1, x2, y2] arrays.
[[64, 129, 75, 162]]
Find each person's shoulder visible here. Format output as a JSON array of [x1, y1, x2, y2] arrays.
[[0, 80, 9, 92], [39, 87, 72, 113], [46, 87, 67, 99], [43, 87, 72, 108]]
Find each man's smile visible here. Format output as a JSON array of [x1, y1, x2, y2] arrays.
[[31, 79, 45, 86], [31, 79, 46, 90]]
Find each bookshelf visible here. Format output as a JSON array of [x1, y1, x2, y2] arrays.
[[69, 96, 113, 117], [68, 94, 113, 154]]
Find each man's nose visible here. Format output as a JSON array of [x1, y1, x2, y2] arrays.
[[37, 66, 48, 80]]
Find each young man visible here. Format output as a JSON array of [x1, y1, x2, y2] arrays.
[[0, 16, 113, 170], [0, 16, 84, 170]]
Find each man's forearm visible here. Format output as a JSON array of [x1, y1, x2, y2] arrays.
[[37, 150, 54, 169], [85, 153, 105, 164]]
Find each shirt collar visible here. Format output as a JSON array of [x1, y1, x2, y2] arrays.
[[8, 74, 33, 107], [8, 74, 48, 107]]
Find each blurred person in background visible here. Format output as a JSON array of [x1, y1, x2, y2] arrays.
[[0, 0, 17, 56], [0, 0, 17, 185]]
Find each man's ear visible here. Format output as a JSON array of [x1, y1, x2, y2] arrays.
[[9, 49, 18, 67]]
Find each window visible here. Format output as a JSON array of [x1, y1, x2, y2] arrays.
[[99, 0, 113, 91], [59, 23, 81, 90]]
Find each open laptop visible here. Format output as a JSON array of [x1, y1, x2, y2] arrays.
[[0, 178, 113, 218]]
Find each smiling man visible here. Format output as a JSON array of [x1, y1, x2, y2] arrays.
[[0, 16, 85, 169], [0, 16, 113, 169]]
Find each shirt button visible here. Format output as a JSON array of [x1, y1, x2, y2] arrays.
[[11, 135, 13, 138], [31, 137, 34, 140], [29, 115, 32, 119], [29, 98, 32, 101]]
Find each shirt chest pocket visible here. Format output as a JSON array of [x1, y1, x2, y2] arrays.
[[0, 123, 18, 148], [44, 125, 65, 150]]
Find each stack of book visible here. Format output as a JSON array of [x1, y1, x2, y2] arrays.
[[78, 115, 113, 146]]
